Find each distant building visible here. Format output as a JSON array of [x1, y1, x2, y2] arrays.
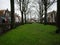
[[47, 10, 57, 23], [0, 9, 11, 24], [0, 9, 21, 24], [0, 9, 21, 29]]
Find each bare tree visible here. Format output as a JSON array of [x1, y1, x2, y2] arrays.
[[42, 0, 47, 25], [39, 0, 43, 23], [56, 0, 60, 33], [16, 0, 29, 24], [16, 0, 24, 24], [39, 0, 56, 24], [21, 0, 24, 24], [24, 0, 29, 24], [10, 0, 15, 29]]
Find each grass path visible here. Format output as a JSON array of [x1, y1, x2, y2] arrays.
[[0, 23, 60, 45]]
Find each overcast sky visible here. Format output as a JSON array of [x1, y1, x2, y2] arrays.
[[0, 0, 57, 16], [0, 0, 10, 11]]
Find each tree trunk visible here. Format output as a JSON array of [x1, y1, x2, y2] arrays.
[[20, 0, 24, 24], [56, 0, 60, 33], [21, 11, 24, 24], [40, 4, 43, 23], [25, 13, 26, 24], [19, 0, 21, 11], [44, 0, 47, 25], [39, 5, 42, 23], [10, 0, 15, 29]]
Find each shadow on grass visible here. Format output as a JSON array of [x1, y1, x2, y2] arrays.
[[0, 23, 22, 36], [52, 41, 60, 45]]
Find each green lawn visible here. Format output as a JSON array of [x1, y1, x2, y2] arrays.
[[0, 23, 60, 45]]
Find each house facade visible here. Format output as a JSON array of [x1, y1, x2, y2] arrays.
[[0, 9, 21, 24], [47, 11, 57, 23], [0, 9, 11, 24], [0, 9, 21, 29]]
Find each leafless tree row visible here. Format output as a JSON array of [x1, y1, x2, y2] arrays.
[[10, 0, 60, 33]]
